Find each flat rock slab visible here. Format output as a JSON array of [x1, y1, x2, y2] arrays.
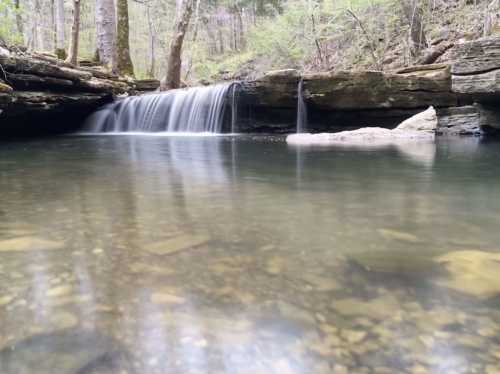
[[452, 68, 500, 94], [450, 37, 500, 95], [287, 128, 434, 146], [451, 37, 500, 75]]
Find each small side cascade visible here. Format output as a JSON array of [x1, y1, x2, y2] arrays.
[[83, 83, 232, 133], [230, 82, 241, 134], [296, 78, 308, 133]]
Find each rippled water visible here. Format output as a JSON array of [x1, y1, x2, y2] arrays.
[[1, 135, 500, 373]]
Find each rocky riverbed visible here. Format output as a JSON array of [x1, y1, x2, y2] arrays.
[[2, 229, 500, 374], [1, 136, 500, 373]]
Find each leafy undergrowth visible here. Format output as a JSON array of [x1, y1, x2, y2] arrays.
[[194, 0, 497, 83]]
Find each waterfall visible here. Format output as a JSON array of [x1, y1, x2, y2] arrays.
[[84, 83, 232, 133], [296, 79, 308, 133], [230, 82, 241, 134]]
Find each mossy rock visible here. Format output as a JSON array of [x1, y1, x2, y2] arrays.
[[0, 81, 13, 93]]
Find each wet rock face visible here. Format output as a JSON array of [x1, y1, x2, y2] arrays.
[[436, 104, 500, 135], [236, 37, 500, 135], [303, 70, 457, 110], [239, 66, 457, 112], [239, 69, 300, 109]]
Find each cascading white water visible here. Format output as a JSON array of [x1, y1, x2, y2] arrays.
[[84, 83, 232, 133], [296, 79, 308, 133]]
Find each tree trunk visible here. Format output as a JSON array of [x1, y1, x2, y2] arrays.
[[55, 0, 66, 59], [116, 0, 134, 76], [95, 0, 117, 72], [484, 0, 500, 36], [146, 5, 155, 78], [236, 6, 245, 50], [160, 0, 193, 90], [402, 0, 427, 58], [51, 0, 56, 51], [65, 0, 80, 65], [14, 0, 24, 43]]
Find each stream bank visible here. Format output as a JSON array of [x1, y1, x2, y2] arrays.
[[1, 36, 500, 136]]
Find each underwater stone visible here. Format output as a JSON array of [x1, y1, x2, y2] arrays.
[[377, 228, 422, 243], [150, 291, 186, 305], [0, 237, 65, 252], [0, 329, 134, 374], [331, 294, 401, 321], [144, 233, 209, 255], [433, 250, 500, 298]]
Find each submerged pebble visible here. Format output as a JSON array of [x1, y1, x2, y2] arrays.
[[377, 229, 421, 244]]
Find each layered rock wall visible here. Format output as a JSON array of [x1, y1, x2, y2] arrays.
[[0, 47, 159, 134], [238, 37, 500, 135]]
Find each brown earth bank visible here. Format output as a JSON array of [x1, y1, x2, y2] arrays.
[[1, 36, 500, 136]]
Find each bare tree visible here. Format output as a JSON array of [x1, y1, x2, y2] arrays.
[[160, 0, 193, 90], [117, 0, 135, 76], [346, 9, 383, 70], [145, 4, 156, 78], [96, 0, 117, 72], [402, 0, 427, 58], [55, 0, 66, 58], [65, 0, 81, 65], [484, 0, 500, 36]]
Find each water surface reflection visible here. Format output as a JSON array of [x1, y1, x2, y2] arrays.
[[1, 136, 500, 373]]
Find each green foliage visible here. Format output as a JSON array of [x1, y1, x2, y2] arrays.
[[246, 0, 310, 68], [0, 0, 22, 44], [188, 0, 397, 80]]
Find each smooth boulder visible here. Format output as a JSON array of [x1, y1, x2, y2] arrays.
[[286, 107, 437, 146]]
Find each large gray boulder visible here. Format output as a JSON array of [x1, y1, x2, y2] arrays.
[[395, 106, 437, 132]]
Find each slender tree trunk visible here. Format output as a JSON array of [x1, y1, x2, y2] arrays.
[[183, 0, 200, 81], [95, 0, 117, 72], [236, 7, 245, 49], [233, 13, 238, 50], [160, 0, 193, 90], [484, 0, 500, 36], [51, 0, 56, 51], [55, 0, 66, 59], [14, 0, 24, 43], [116, 0, 134, 76], [402, 0, 427, 58], [217, 17, 224, 54], [146, 5, 155, 78], [65, 0, 80, 65], [31, 0, 42, 50]]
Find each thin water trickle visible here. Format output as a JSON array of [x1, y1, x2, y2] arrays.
[[83, 84, 232, 133], [296, 79, 308, 133], [230, 82, 241, 134]]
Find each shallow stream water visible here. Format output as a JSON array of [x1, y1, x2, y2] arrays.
[[1, 135, 500, 373]]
